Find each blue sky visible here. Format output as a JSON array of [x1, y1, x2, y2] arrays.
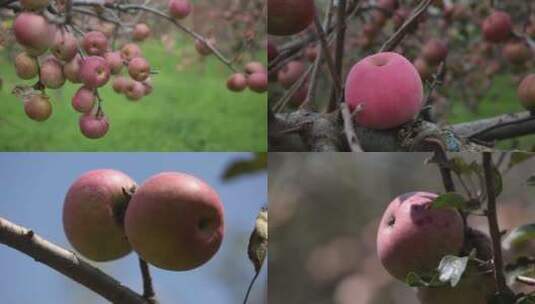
[[0, 153, 267, 304]]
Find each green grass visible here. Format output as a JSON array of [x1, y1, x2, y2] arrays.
[[447, 74, 535, 150], [0, 39, 266, 151]]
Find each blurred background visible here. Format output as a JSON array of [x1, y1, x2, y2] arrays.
[[268, 152, 535, 304], [0, 152, 267, 304], [0, 0, 266, 151]]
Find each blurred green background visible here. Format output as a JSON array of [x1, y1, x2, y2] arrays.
[[0, 39, 267, 151]]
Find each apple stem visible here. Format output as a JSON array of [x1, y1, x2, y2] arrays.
[[242, 270, 260, 304], [138, 257, 157, 303]]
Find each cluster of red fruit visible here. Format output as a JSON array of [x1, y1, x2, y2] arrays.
[[63, 169, 224, 271], [9, 0, 229, 139], [226, 61, 268, 94]]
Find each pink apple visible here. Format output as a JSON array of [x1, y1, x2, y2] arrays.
[[127, 57, 150, 81], [82, 31, 108, 56], [482, 10, 512, 43], [247, 72, 268, 93], [103, 51, 124, 74], [14, 52, 38, 80], [51, 31, 78, 62], [13, 12, 56, 56], [268, 0, 315, 36], [168, 0, 192, 19], [345, 52, 424, 129], [63, 54, 83, 83], [124, 172, 224, 271], [226, 73, 247, 92], [80, 56, 111, 88], [79, 112, 109, 139], [72, 86, 95, 113], [40, 57, 65, 89], [377, 192, 464, 281]]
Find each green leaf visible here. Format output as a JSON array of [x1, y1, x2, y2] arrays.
[[508, 153, 535, 171], [489, 293, 516, 304], [493, 166, 503, 197], [527, 175, 535, 186], [437, 255, 469, 287], [503, 223, 535, 250], [222, 153, 267, 181], [516, 295, 535, 304], [431, 192, 467, 210], [505, 256, 535, 286]]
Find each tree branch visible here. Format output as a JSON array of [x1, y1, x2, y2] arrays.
[[0, 216, 148, 304], [482, 153, 508, 294]]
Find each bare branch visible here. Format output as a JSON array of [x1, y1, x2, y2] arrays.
[[0, 216, 148, 304]]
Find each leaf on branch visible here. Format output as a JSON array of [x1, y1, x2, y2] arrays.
[[503, 223, 535, 250], [449, 157, 482, 176], [248, 207, 268, 273], [507, 153, 535, 171], [437, 255, 469, 287], [489, 292, 517, 304], [222, 153, 267, 181], [430, 192, 467, 210], [515, 294, 535, 304], [526, 175, 535, 186]]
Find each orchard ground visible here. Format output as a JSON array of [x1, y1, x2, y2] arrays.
[[0, 38, 267, 151]]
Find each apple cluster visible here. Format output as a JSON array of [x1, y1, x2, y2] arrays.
[[62, 169, 224, 271], [226, 61, 268, 94], [12, 6, 159, 139]]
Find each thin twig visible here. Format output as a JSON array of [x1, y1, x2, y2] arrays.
[[482, 153, 508, 294], [379, 0, 432, 52], [138, 258, 157, 302], [242, 270, 261, 304], [328, 0, 348, 112]]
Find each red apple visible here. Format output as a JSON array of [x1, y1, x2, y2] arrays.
[[132, 23, 151, 42], [482, 10, 512, 43], [247, 72, 268, 93], [82, 31, 108, 56], [168, 0, 192, 19], [345, 52, 424, 129], [24, 94, 52, 121], [124, 172, 224, 271], [72, 86, 95, 113], [502, 41, 532, 65], [79, 112, 109, 139], [63, 169, 136, 261], [13, 12, 55, 56], [14, 52, 38, 80], [40, 57, 65, 89], [80, 56, 110, 88], [104, 51, 124, 74], [268, 0, 315, 36], [64, 54, 83, 83], [127, 57, 150, 81], [422, 39, 448, 65], [377, 192, 464, 281], [227, 73, 247, 92], [277, 61, 305, 88], [518, 74, 535, 111], [51, 31, 78, 62], [120, 43, 142, 62]]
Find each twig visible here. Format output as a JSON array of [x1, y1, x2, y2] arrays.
[[328, 0, 348, 112], [138, 258, 157, 303], [242, 270, 261, 304], [340, 102, 363, 151], [482, 153, 508, 294], [0, 217, 148, 304], [379, 0, 432, 52]]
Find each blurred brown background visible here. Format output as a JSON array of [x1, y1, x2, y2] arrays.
[[268, 153, 535, 304]]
